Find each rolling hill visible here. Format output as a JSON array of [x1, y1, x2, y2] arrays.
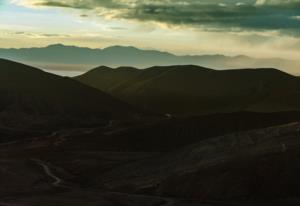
[[76, 65, 300, 116], [0, 59, 142, 130]]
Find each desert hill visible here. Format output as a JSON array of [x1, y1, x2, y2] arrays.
[[76, 65, 300, 116], [0, 59, 142, 130]]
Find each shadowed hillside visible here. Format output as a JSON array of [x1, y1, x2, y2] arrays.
[[0, 59, 142, 130], [88, 111, 300, 152], [96, 122, 300, 202], [76, 65, 300, 116]]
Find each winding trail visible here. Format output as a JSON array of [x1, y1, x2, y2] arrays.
[[29, 158, 207, 206], [31, 158, 176, 205], [31, 159, 69, 188]]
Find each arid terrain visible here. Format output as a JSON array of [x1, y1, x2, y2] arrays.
[[2, 113, 300, 205], [2, 0, 300, 204], [1, 59, 300, 205]]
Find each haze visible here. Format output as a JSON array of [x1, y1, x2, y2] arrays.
[[0, 0, 300, 64]]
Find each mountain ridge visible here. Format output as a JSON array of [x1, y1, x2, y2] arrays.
[[0, 44, 298, 74]]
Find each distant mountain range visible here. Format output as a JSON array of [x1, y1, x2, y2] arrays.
[[0, 59, 142, 130], [0, 44, 298, 75], [75, 65, 300, 116]]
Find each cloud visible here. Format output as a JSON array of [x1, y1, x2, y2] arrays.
[[255, 0, 300, 5], [11, 31, 71, 38], [291, 16, 300, 20], [11, 0, 300, 35], [11, 0, 125, 9]]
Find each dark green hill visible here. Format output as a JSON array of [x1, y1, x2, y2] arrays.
[[0, 59, 142, 129], [76, 66, 140, 92], [75, 65, 300, 116]]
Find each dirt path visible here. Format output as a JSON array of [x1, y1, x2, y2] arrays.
[[31, 159, 69, 188]]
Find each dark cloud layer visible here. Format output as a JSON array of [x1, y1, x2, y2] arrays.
[[25, 0, 300, 35]]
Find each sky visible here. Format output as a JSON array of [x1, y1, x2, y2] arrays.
[[0, 0, 300, 59]]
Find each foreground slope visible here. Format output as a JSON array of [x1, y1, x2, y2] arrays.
[[76, 65, 300, 116], [96, 122, 300, 202], [2, 112, 300, 205], [0, 59, 141, 130]]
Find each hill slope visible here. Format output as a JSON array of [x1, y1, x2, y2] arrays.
[[96, 122, 300, 201], [76, 65, 300, 116], [0, 59, 141, 129]]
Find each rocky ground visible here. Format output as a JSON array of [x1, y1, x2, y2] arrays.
[[1, 117, 300, 205]]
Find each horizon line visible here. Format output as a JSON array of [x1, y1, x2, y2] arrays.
[[0, 43, 293, 61]]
